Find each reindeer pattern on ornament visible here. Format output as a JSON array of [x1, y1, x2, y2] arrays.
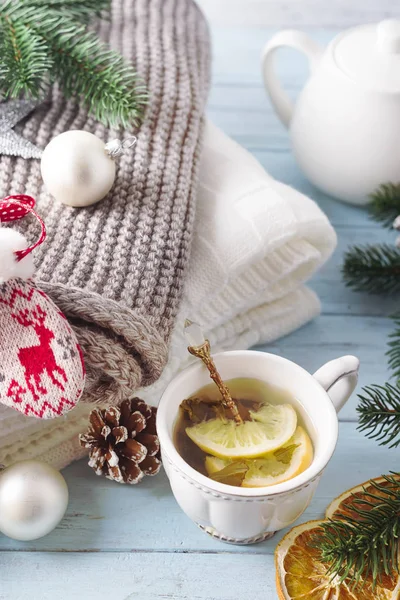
[[0, 194, 85, 418], [0, 279, 85, 418], [11, 304, 68, 401]]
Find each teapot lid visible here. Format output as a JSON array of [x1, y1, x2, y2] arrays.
[[333, 20, 400, 93]]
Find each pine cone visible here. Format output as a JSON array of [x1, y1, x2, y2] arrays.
[[79, 398, 161, 484]]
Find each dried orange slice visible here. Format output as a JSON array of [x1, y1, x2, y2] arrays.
[[325, 476, 400, 520], [275, 477, 400, 600]]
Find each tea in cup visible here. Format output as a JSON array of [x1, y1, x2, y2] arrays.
[[174, 377, 313, 489], [157, 350, 359, 544]]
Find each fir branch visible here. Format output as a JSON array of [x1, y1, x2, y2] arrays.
[[16, 0, 109, 23], [357, 383, 400, 448], [316, 474, 400, 588], [0, 0, 147, 127], [388, 316, 400, 382], [10, 0, 110, 24], [369, 183, 400, 228], [342, 244, 400, 294], [36, 15, 146, 128], [0, 16, 51, 97]]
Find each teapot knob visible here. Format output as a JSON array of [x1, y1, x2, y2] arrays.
[[377, 19, 400, 54]]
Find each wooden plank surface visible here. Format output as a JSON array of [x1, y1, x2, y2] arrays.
[[0, 553, 276, 600], [3, 10, 398, 600], [0, 423, 395, 553], [0, 423, 397, 600]]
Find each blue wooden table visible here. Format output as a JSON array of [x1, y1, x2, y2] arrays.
[[1, 24, 398, 600]]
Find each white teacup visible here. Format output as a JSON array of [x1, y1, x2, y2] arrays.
[[157, 351, 359, 545]]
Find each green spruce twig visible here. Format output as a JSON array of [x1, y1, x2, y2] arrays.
[[0, 16, 51, 97], [341, 184, 400, 447], [342, 244, 400, 294], [357, 383, 400, 448], [316, 474, 400, 588], [0, 0, 147, 127], [19, 0, 109, 23], [369, 183, 400, 228], [387, 316, 400, 382]]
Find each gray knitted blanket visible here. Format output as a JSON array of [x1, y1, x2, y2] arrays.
[[1, 0, 210, 407]]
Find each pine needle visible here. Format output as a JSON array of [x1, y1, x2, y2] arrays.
[[0, 0, 147, 127], [16, 0, 109, 23], [357, 384, 400, 448], [387, 316, 400, 382], [0, 15, 52, 97], [342, 186, 400, 449], [369, 183, 400, 228], [342, 244, 400, 294], [316, 473, 400, 588]]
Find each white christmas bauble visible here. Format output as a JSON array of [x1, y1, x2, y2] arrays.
[[0, 460, 69, 541], [40, 130, 116, 207]]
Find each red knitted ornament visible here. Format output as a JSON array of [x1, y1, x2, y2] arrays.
[[0, 195, 86, 418], [0, 279, 86, 418]]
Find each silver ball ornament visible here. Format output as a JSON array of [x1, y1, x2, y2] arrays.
[[40, 130, 116, 208], [0, 460, 69, 541]]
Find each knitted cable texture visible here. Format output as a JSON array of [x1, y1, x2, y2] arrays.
[[0, 121, 338, 469], [0, 0, 210, 406]]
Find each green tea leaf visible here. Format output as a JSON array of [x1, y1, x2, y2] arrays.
[[180, 397, 227, 423], [274, 443, 299, 465], [208, 461, 249, 486]]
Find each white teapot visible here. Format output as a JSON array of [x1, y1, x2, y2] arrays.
[[262, 20, 400, 205]]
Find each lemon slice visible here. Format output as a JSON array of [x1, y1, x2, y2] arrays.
[[185, 402, 297, 459], [205, 426, 313, 487]]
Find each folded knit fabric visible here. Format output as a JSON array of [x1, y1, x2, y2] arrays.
[[0, 121, 336, 469], [0, 0, 210, 407], [142, 121, 337, 397]]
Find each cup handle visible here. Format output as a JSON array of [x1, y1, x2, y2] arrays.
[[261, 30, 323, 128], [313, 356, 360, 413]]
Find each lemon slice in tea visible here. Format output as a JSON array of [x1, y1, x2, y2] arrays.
[[185, 402, 297, 459], [205, 426, 312, 487]]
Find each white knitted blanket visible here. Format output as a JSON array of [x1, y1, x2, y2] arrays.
[[0, 121, 336, 470]]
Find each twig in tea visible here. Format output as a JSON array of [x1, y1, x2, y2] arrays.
[[184, 319, 243, 425]]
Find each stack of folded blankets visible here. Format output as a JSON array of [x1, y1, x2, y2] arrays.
[[0, 0, 336, 470]]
